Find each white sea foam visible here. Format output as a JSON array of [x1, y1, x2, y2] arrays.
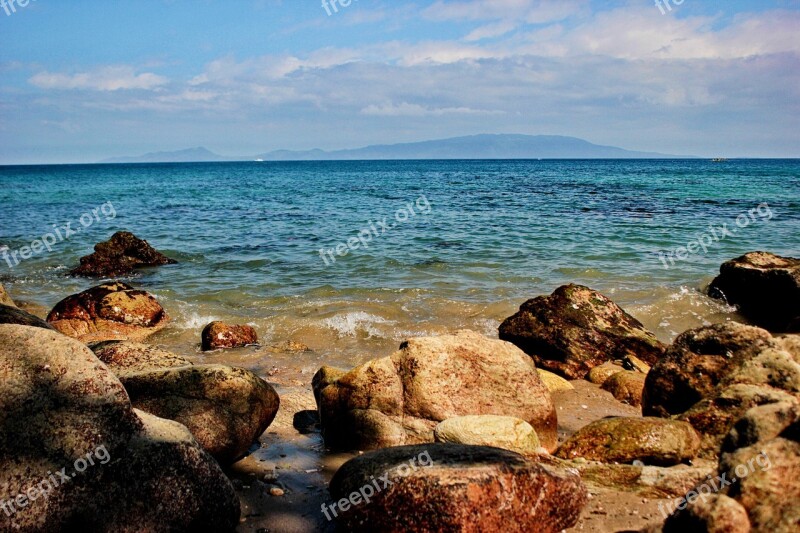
[[320, 312, 392, 338]]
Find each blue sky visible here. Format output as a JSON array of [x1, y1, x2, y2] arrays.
[[1, 0, 798, 163]]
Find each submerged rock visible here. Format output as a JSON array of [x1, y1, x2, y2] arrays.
[[0, 303, 55, 330], [329, 444, 587, 533], [433, 415, 541, 455], [314, 330, 558, 451], [499, 284, 665, 379], [70, 231, 177, 278], [643, 322, 780, 418], [0, 325, 239, 532], [47, 282, 169, 342], [201, 321, 258, 351], [92, 340, 279, 464], [708, 251, 800, 332], [555, 417, 700, 466]]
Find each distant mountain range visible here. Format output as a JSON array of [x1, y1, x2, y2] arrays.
[[99, 134, 694, 163]]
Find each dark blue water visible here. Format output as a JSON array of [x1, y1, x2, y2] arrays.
[[1, 160, 798, 362]]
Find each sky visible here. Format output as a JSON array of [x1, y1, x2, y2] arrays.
[[0, 0, 798, 164]]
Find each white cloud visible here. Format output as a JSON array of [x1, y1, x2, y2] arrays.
[[360, 102, 504, 116], [29, 66, 167, 91]]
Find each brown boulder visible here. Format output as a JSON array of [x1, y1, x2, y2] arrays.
[[602, 370, 647, 406], [328, 444, 587, 533], [0, 325, 239, 532], [555, 417, 700, 466], [719, 436, 800, 532], [643, 322, 779, 418], [499, 284, 665, 379], [677, 383, 797, 458], [1, 303, 56, 330], [70, 231, 176, 277], [0, 283, 15, 307], [201, 321, 258, 351], [663, 494, 751, 533], [708, 251, 800, 332], [92, 341, 279, 464], [47, 282, 169, 342], [315, 330, 558, 451]]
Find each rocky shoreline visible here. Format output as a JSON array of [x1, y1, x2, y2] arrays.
[[1, 235, 798, 532]]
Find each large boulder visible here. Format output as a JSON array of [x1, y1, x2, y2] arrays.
[[555, 417, 700, 466], [0, 283, 15, 307], [47, 282, 169, 343], [643, 322, 780, 418], [92, 341, 279, 464], [0, 325, 239, 532], [201, 321, 258, 351], [314, 330, 558, 452], [433, 415, 541, 455], [70, 231, 176, 278], [1, 303, 56, 330], [499, 284, 665, 379], [708, 251, 800, 332], [328, 444, 587, 533], [677, 383, 797, 458]]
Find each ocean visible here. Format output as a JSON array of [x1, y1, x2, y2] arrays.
[[1, 159, 798, 372]]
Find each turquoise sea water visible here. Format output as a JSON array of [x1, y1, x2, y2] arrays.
[[1, 160, 798, 368]]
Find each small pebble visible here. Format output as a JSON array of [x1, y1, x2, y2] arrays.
[[269, 488, 285, 497]]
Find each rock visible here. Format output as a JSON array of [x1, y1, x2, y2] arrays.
[[264, 340, 311, 353], [433, 415, 541, 455], [91, 340, 192, 372], [293, 410, 320, 434], [312, 365, 347, 404], [718, 436, 800, 532], [555, 417, 700, 466], [537, 368, 575, 392], [643, 322, 779, 418], [567, 460, 715, 499], [201, 321, 258, 351], [720, 348, 800, 393], [315, 330, 558, 452], [677, 383, 797, 458], [0, 283, 15, 307], [328, 444, 587, 533], [663, 494, 751, 533], [499, 284, 665, 379], [602, 371, 647, 406], [0, 303, 56, 330], [46, 282, 169, 343], [0, 325, 239, 532], [587, 361, 625, 385], [91, 341, 279, 464], [777, 335, 800, 362], [70, 231, 177, 277], [708, 251, 800, 332], [722, 400, 800, 453]]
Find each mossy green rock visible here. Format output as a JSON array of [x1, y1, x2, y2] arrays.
[[555, 416, 700, 466]]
